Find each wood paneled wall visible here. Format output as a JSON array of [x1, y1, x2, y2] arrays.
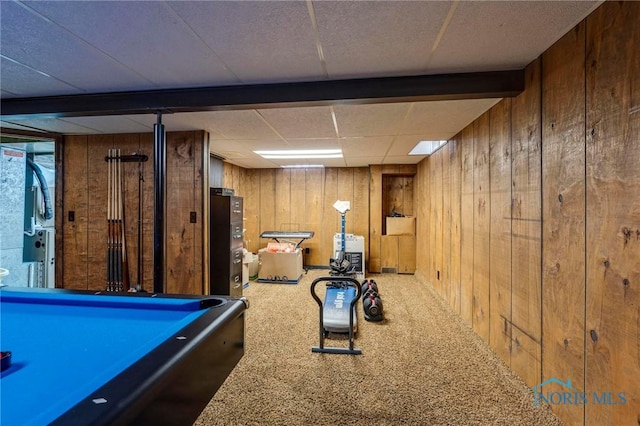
[[541, 20, 587, 425], [222, 165, 370, 267], [60, 131, 206, 295], [415, 3, 639, 425], [585, 3, 640, 425], [223, 164, 416, 271], [371, 165, 417, 273]]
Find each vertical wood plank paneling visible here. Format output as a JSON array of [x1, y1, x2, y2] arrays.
[[460, 126, 475, 326], [382, 175, 414, 219], [241, 168, 261, 253], [337, 168, 355, 233], [489, 99, 513, 365], [369, 165, 382, 272], [232, 164, 241, 192], [231, 166, 369, 267], [86, 134, 113, 291], [289, 169, 306, 233], [433, 151, 443, 295], [415, 159, 429, 277], [322, 168, 339, 264], [403, 176, 414, 216], [473, 113, 491, 343], [450, 136, 462, 314], [352, 168, 370, 254], [62, 136, 89, 289], [381, 235, 398, 270], [510, 60, 542, 387], [442, 143, 452, 306], [192, 132, 204, 294], [305, 168, 324, 265], [398, 236, 416, 273], [383, 176, 398, 221], [586, 2, 640, 424], [140, 133, 155, 292], [165, 131, 199, 294], [427, 153, 440, 291], [62, 131, 200, 293], [274, 168, 291, 230], [541, 23, 587, 426], [288, 168, 307, 261], [223, 163, 234, 189], [258, 169, 276, 249]]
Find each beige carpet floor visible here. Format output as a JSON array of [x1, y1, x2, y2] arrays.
[[195, 270, 562, 426]]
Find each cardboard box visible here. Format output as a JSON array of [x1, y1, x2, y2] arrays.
[[258, 249, 303, 284], [386, 216, 415, 236]]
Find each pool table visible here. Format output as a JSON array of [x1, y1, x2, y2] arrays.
[[0, 286, 248, 426]]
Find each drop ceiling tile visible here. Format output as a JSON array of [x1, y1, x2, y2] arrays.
[[274, 157, 344, 167], [313, 1, 451, 78], [206, 111, 283, 140], [0, 121, 47, 133], [333, 104, 410, 137], [387, 135, 433, 156], [345, 156, 385, 167], [169, 1, 323, 83], [27, 1, 238, 87], [428, 1, 601, 73], [340, 136, 393, 158], [1, 117, 102, 134], [0, 1, 154, 95], [0, 57, 80, 98], [311, 158, 346, 168], [63, 116, 152, 134], [401, 99, 500, 135], [284, 138, 341, 150], [258, 107, 336, 139], [209, 139, 289, 160], [225, 157, 279, 169]]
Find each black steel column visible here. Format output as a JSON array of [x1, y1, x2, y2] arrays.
[[153, 112, 166, 293]]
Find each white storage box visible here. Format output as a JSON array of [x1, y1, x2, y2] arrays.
[[332, 234, 365, 280]]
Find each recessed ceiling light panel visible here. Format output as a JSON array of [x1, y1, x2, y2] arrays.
[[254, 149, 342, 159], [408, 140, 447, 156]]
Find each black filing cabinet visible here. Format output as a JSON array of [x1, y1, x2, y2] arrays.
[[209, 192, 243, 296]]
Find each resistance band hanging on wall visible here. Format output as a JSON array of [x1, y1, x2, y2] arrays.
[[105, 148, 148, 292]]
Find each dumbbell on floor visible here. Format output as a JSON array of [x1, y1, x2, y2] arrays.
[[363, 293, 384, 320], [361, 279, 378, 298]]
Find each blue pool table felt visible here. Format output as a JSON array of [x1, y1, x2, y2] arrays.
[[0, 290, 207, 426]]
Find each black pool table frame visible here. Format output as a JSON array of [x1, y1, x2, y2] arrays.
[[4, 288, 248, 426]]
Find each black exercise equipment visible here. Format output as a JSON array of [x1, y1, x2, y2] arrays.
[[361, 279, 378, 294], [361, 279, 384, 322], [363, 293, 384, 322], [329, 251, 356, 276], [311, 276, 362, 355], [363, 287, 379, 299], [361, 279, 379, 298]]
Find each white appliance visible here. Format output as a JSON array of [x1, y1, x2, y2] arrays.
[[333, 233, 365, 280]]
